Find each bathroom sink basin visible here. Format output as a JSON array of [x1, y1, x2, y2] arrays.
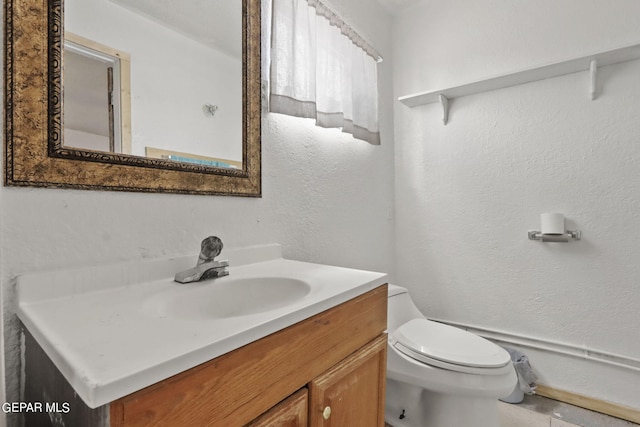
[[145, 277, 312, 319], [16, 244, 388, 408]]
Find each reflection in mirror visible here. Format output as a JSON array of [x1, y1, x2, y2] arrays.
[[64, 0, 243, 169], [64, 33, 131, 154]]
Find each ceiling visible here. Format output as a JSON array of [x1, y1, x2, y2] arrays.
[[108, 0, 424, 57], [109, 0, 242, 58], [375, 0, 425, 14]]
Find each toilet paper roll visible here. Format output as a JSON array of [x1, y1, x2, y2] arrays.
[[541, 213, 565, 235]]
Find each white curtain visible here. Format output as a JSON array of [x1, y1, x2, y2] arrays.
[[269, 0, 381, 145]]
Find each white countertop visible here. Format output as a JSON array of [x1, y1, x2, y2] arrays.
[[16, 244, 387, 408]]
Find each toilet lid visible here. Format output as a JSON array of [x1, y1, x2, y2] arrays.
[[393, 319, 510, 369]]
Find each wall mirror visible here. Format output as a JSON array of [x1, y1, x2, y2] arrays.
[[4, 0, 261, 196]]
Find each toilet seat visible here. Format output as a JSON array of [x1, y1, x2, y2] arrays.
[[391, 319, 511, 375]]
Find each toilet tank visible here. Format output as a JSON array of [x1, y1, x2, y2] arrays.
[[387, 284, 425, 332]]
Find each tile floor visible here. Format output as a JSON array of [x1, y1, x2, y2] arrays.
[[385, 394, 640, 427], [499, 394, 640, 427]]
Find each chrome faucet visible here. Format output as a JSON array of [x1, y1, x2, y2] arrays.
[[174, 236, 229, 283]]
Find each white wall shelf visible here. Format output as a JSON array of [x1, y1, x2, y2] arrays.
[[398, 42, 640, 124]]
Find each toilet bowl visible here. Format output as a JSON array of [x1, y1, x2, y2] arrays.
[[385, 285, 517, 427]]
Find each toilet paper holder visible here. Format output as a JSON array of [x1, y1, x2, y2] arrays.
[[528, 213, 581, 242], [528, 230, 581, 242]]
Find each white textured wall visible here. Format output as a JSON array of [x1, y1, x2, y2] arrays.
[[393, 0, 640, 411], [0, 0, 394, 423]]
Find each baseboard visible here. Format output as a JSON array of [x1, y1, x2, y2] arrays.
[[536, 384, 640, 424]]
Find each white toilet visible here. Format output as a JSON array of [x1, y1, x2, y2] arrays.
[[385, 284, 517, 427]]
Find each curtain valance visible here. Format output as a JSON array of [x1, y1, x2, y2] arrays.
[[268, 0, 381, 145]]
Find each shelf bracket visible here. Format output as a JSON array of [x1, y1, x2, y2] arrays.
[[589, 59, 597, 100], [439, 94, 449, 125]]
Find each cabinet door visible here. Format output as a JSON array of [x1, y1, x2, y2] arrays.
[[246, 388, 308, 427], [309, 335, 387, 427]]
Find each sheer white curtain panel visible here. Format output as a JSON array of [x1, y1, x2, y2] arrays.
[[269, 0, 381, 145]]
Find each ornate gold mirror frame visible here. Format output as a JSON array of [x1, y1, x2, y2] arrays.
[[4, 0, 261, 196]]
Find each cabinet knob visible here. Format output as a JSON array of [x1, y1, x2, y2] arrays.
[[322, 406, 332, 420]]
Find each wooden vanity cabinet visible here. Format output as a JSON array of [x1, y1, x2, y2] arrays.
[[22, 285, 387, 426], [246, 388, 308, 427], [109, 285, 388, 427], [309, 335, 387, 426], [245, 335, 386, 427]]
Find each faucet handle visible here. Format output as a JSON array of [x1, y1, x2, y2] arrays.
[[197, 236, 223, 265]]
